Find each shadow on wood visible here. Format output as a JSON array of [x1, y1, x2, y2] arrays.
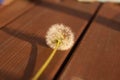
[[96, 15, 120, 31], [20, 44, 37, 80], [30, 0, 120, 31], [1, 27, 47, 80]]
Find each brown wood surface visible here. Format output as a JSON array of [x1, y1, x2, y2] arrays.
[[0, 0, 99, 80], [0, 0, 34, 28], [58, 4, 120, 80]]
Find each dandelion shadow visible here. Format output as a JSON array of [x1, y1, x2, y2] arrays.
[[1, 27, 47, 47], [1, 27, 47, 80], [20, 44, 37, 80], [0, 1, 120, 79]]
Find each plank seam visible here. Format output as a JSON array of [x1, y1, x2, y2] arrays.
[[53, 3, 103, 80], [0, 3, 35, 29]]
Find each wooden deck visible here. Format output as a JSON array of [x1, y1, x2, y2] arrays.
[[0, 0, 120, 80]]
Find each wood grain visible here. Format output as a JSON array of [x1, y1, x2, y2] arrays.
[[58, 4, 120, 80], [0, 0, 34, 28], [0, 0, 99, 80]]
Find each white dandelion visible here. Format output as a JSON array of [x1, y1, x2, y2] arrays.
[[46, 24, 74, 50], [32, 24, 74, 80]]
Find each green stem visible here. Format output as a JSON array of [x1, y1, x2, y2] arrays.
[[32, 40, 61, 80]]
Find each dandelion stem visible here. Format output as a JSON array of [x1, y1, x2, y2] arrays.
[[32, 40, 61, 80]]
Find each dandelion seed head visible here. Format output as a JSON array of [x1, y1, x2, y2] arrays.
[[46, 24, 74, 50]]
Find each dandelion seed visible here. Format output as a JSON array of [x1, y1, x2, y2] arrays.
[[32, 24, 74, 80], [46, 24, 74, 50]]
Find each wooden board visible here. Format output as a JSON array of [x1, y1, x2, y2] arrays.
[[39, 0, 99, 18], [0, 0, 34, 28], [0, 0, 99, 80], [58, 4, 120, 80]]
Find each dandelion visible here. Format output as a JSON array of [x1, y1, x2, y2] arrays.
[[32, 24, 74, 80], [46, 24, 74, 50]]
